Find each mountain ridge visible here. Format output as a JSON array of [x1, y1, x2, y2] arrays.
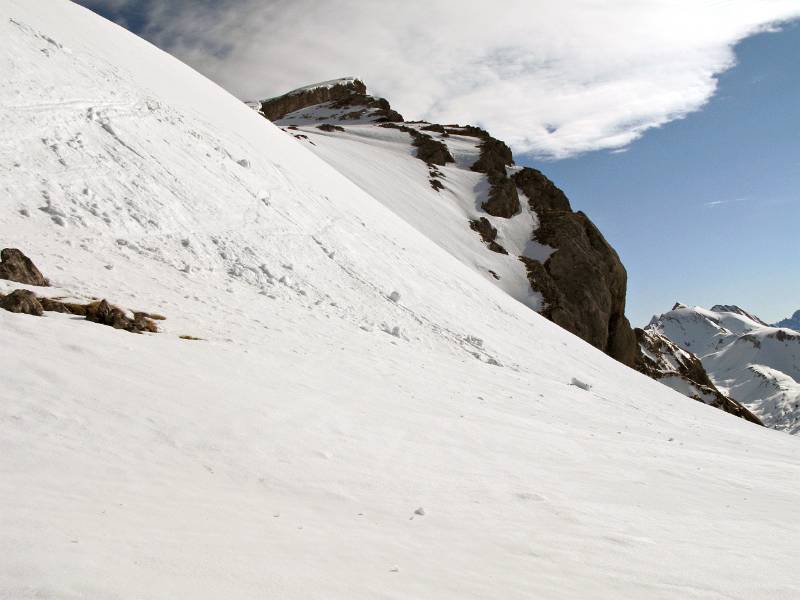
[[254, 77, 638, 367]]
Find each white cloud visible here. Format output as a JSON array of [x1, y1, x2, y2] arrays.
[[81, 0, 800, 158]]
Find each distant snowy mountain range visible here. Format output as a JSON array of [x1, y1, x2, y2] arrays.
[[641, 303, 800, 434], [774, 309, 800, 331]]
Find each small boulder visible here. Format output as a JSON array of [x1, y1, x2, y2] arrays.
[[0, 248, 49, 286], [0, 289, 43, 316]]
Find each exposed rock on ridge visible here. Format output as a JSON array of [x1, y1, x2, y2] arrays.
[[514, 168, 637, 367], [635, 327, 762, 425], [258, 78, 402, 123]]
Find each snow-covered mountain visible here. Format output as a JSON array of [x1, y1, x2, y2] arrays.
[[644, 303, 800, 433], [253, 78, 638, 368], [253, 77, 766, 424], [2, 2, 800, 599], [774, 309, 800, 331]]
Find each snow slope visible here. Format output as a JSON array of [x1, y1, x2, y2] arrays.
[[646, 304, 800, 433], [277, 120, 548, 310], [2, 2, 800, 599]]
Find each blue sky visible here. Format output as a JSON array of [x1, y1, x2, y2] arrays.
[[78, 1, 799, 325], [533, 23, 799, 324]]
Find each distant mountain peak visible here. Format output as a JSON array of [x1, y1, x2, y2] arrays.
[[773, 309, 800, 331], [709, 304, 768, 326]]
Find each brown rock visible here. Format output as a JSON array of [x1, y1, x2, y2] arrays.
[[0, 248, 49, 286], [469, 218, 508, 254], [471, 138, 514, 178], [0, 289, 43, 316], [513, 167, 571, 211], [259, 79, 403, 124], [520, 204, 638, 367], [470, 137, 519, 218], [412, 133, 454, 166], [481, 174, 520, 218], [84, 299, 158, 333]]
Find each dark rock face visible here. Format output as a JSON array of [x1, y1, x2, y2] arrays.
[[380, 123, 454, 166], [0, 289, 43, 316], [260, 80, 366, 121], [471, 138, 514, 178], [445, 125, 490, 139], [515, 168, 637, 367], [469, 136, 520, 218], [636, 327, 763, 425], [469, 218, 508, 254], [482, 174, 520, 218], [513, 167, 570, 211], [412, 134, 453, 166], [0, 248, 49, 286]]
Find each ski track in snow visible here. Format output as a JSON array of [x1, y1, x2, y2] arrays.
[[1, 3, 800, 600]]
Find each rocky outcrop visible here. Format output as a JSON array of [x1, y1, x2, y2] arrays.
[[380, 123, 454, 166], [469, 218, 508, 254], [636, 327, 763, 425], [258, 78, 402, 123], [0, 248, 49, 286], [0, 287, 159, 333], [0, 289, 43, 316], [514, 168, 637, 367], [412, 134, 453, 166], [469, 136, 520, 218]]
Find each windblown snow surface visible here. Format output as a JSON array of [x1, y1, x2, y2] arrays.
[[1, 2, 799, 599], [647, 304, 800, 434]]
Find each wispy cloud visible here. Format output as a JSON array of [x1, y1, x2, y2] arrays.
[[703, 197, 748, 208], [75, 0, 800, 159]]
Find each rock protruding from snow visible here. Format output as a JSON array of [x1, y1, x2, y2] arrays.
[[514, 168, 637, 367], [258, 78, 403, 124], [0, 289, 43, 316], [0, 248, 49, 286]]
